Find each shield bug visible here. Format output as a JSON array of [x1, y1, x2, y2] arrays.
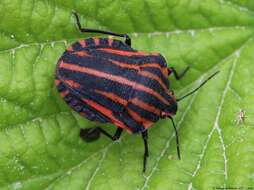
[[55, 12, 219, 172]]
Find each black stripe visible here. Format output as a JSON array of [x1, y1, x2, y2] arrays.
[[114, 110, 145, 133], [141, 67, 169, 88], [164, 101, 178, 115], [55, 75, 65, 92], [57, 82, 66, 92], [128, 103, 159, 123], [70, 42, 83, 51], [99, 38, 109, 46], [110, 39, 132, 50], [85, 38, 95, 46]]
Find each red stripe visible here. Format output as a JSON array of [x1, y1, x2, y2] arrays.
[[140, 63, 169, 79], [138, 70, 168, 91], [127, 108, 153, 129], [109, 59, 140, 70], [95, 89, 156, 129], [60, 90, 69, 97], [109, 59, 164, 71], [166, 91, 176, 102], [162, 67, 169, 78], [67, 46, 73, 51], [64, 79, 81, 88], [97, 48, 156, 57], [55, 79, 60, 86], [79, 40, 86, 47], [140, 63, 162, 69], [95, 90, 161, 116], [95, 90, 128, 106], [59, 61, 169, 105], [130, 98, 161, 116], [108, 38, 113, 46], [81, 98, 131, 132], [73, 51, 90, 57], [93, 37, 100, 46]]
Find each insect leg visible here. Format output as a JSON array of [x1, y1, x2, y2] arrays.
[[169, 117, 181, 160], [169, 66, 190, 80], [98, 127, 123, 141], [141, 130, 149, 172], [72, 11, 131, 46], [80, 127, 123, 142]]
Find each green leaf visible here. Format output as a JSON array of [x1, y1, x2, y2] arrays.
[[0, 0, 254, 189]]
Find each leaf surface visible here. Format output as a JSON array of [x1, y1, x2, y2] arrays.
[[0, 0, 254, 189]]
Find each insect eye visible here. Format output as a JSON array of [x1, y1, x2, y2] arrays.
[[167, 68, 171, 75], [162, 67, 170, 77]]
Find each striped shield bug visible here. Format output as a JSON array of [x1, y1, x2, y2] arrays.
[[55, 12, 219, 172]]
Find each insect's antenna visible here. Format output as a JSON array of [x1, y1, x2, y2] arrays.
[[177, 71, 219, 102], [72, 11, 131, 46], [169, 117, 181, 160]]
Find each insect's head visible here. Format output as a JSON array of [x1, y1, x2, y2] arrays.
[[160, 93, 178, 119]]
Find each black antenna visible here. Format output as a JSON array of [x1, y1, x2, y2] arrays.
[[169, 117, 181, 160], [177, 71, 219, 102]]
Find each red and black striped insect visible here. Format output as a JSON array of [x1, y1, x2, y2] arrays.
[[55, 12, 219, 172]]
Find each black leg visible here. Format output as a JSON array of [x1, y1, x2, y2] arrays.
[[141, 130, 149, 172], [80, 127, 123, 142], [169, 117, 181, 160], [169, 66, 190, 80], [72, 11, 131, 46]]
